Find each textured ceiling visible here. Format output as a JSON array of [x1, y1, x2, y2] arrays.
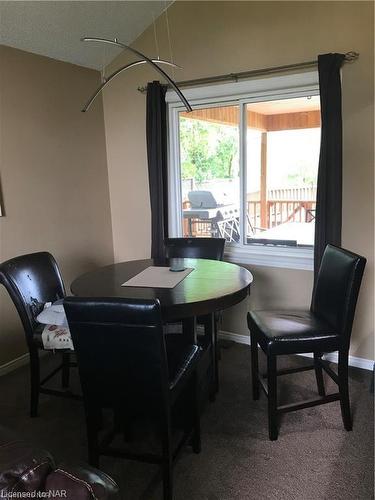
[[0, 1, 172, 70]]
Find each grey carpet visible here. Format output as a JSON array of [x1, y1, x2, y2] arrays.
[[0, 343, 373, 499]]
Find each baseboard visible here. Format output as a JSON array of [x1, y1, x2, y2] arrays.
[[0, 352, 30, 377], [219, 330, 374, 371], [219, 330, 250, 346], [1, 332, 372, 376]]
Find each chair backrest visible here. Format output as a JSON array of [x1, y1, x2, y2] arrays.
[[165, 237, 225, 260], [63, 297, 169, 412], [188, 190, 218, 208], [0, 252, 65, 344], [311, 244, 366, 348]]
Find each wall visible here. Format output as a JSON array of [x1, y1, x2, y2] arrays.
[[0, 46, 114, 365], [102, 1, 374, 361]]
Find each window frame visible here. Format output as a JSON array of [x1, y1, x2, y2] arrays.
[[166, 71, 320, 270]]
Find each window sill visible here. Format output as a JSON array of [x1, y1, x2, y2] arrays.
[[224, 244, 314, 271]]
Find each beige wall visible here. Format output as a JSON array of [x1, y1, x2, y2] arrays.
[[0, 46, 114, 365], [102, 1, 374, 361]]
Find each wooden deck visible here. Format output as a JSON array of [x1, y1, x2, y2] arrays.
[[182, 187, 316, 243]]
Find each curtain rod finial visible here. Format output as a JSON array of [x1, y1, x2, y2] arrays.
[[345, 51, 359, 61]]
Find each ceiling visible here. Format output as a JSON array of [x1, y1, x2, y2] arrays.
[[0, 1, 172, 70], [247, 96, 320, 115]]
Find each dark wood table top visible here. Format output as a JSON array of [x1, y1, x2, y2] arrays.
[[71, 258, 253, 321]]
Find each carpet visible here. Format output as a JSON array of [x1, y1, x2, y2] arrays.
[[0, 343, 373, 499]]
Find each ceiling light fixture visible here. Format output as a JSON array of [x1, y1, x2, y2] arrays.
[[82, 59, 180, 112], [81, 36, 192, 112]]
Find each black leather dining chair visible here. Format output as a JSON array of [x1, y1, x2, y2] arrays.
[[248, 244, 366, 440], [165, 237, 225, 398], [63, 297, 201, 500], [0, 252, 78, 417], [165, 237, 225, 261]]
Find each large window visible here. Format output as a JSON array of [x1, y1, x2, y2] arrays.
[[167, 73, 321, 269]]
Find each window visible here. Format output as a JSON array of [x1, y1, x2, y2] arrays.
[[245, 98, 320, 247], [179, 105, 240, 240], [167, 72, 320, 269]]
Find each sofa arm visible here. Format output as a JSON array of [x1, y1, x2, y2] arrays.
[[45, 464, 119, 500], [0, 439, 54, 493], [0, 427, 119, 499]]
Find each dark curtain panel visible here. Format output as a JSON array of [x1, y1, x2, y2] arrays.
[[314, 53, 345, 277], [146, 81, 168, 260]]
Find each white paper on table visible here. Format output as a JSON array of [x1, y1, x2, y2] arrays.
[[121, 266, 194, 289]]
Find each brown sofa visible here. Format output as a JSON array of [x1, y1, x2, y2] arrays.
[[0, 427, 119, 499]]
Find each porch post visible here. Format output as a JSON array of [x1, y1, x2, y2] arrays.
[[260, 132, 268, 229]]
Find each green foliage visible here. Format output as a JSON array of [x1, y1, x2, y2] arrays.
[[179, 117, 238, 183], [286, 158, 317, 186]]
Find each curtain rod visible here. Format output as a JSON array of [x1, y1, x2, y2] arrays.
[[137, 51, 359, 93]]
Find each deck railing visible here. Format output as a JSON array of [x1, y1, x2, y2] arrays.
[[247, 200, 316, 231], [268, 186, 316, 201], [182, 186, 317, 238]]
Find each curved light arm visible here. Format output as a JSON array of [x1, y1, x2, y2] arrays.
[[82, 59, 180, 112], [81, 36, 192, 112]]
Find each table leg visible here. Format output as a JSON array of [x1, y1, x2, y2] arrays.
[[182, 316, 197, 344], [205, 313, 219, 398]]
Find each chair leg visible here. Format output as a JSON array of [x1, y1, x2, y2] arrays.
[[161, 411, 173, 500], [123, 417, 133, 443], [217, 316, 222, 362], [86, 411, 100, 468], [250, 332, 260, 401], [214, 312, 223, 361], [191, 374, 201, 454], [61, 352, 70, 389], [314, 353, 326, 397], [213, 315, 219, 395], [29, 348, 40, 418], [267, 354, 278, 441], [113, 408, 132, 442], [338, 351, 352, 431], [204, 314, 217, 402]]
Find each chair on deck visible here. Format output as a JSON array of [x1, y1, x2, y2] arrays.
[[248, 244, 366, 440], [64, 297, 201, 500], [0, 252, 78, 417], [215, 208, 266, 243], [165, 237, 225, 399], [215, 206, 241, 242]]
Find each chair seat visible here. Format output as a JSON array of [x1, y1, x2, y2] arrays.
[[165, 336, 201, 391], [248, 310, 339, 355]]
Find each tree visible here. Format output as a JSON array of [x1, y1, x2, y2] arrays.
[[179, 117, 238, 183]]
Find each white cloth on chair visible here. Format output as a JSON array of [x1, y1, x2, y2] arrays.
[[36, 300, 74, 350], [36, 299, 68, 326]]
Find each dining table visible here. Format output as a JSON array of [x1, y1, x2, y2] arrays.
[[70, 257, 253, 325], [71, 257, 253, 396]]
